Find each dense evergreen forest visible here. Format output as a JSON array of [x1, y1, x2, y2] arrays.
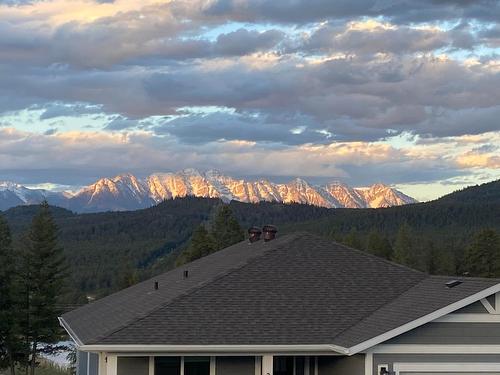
[[2, 179, 499, 304]]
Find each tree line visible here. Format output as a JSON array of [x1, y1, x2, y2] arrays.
[[0, 202, 67, 375], [331, 223, 500, 277], [2, 182, 499, 301]]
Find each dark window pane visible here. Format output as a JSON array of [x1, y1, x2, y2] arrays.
[[295, 357, 305, 375], [273, 357, 294, 375], [309, 357, 315, 375], [155, 357, 181, 375], [184, 357, 210, 375]]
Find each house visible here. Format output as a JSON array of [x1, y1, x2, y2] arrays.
[[60, 229, 500, 375]]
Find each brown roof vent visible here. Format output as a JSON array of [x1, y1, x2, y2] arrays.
[[248, 227, 262, 243], [262, 225, 277, 242]]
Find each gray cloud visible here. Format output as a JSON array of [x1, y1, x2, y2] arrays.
[[0, 127, 481, 191], [0, 0, 499, 192], [154, 111, 331, 145], [39, 102, 102, 120], [295, 23, 451, 55], [203, 0, 500, 24]]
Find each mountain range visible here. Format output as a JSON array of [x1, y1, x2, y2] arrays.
[[0, 169, 417, 212]]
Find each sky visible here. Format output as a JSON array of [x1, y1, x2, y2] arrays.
[[0, 0, 499, 201]]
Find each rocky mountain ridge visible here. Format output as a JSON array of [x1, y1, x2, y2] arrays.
[[0, 169, 417, 212]]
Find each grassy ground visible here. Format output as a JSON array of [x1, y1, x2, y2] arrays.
[[34, 360, 70, 375], [1, 359, 70, 375]]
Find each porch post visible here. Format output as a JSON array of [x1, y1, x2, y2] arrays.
[[149, 356, 154, 375], [255, 357, 262, 375], [106, 354, 117, 375], [98, 353, 107, 375], [210, 356, 216, 375], [262, 355, 273, 375]]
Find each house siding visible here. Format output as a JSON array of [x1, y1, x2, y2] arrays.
[[385, 322, 500, 345], [318, 355, 364, 375], [216, 356, 255, 375], [77, 351, 99, 375], [451, 299, 489, 313], [77, 351, 88, 375]]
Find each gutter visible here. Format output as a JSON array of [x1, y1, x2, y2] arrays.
[[77, 344, 350, 355]]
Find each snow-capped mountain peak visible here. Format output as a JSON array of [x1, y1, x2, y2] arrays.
[[0, 171, 417, 212]]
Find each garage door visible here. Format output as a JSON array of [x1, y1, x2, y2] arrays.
[[394, 363, 500, 374]]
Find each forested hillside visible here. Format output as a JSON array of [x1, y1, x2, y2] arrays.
[[3, 197, 332, 301], [1, 179, 499, 303]]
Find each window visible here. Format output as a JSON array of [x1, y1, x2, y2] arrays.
[[155, 357, 181, 375], [274, 357, 294, 375], [184, 357, 210, 375]]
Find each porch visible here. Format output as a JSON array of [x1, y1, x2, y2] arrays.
[[79, 353, 363, 375]]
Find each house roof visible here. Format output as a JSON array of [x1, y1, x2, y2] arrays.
[[61, 232, 500, 353]]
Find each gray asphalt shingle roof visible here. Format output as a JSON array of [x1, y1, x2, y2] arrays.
[[61, 232, 500, 350]]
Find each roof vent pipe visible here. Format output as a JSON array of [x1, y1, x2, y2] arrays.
[[183, 270, 189, 279], [154, 281, 159, 290], [445, 280, 462, 288], [248, 227, 262, 243], [262, 225, 277, 242]]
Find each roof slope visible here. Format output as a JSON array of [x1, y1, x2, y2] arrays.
[[62, 232, 500, 350]]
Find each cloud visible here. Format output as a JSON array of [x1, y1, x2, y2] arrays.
[[0, 0, 499, 195], [39, 102, 102, 120], [1, 127, 497, 191], [154, 111, 331, 145], [456, 145, 500, 168], [202, 0, 500, 24], [295, 21, 452, 56]]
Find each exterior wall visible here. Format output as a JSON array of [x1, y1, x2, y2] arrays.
[[216, 356, 255, 375], [117, 357, 149, 375], [318, 355, 364, 375], [385, 322, 500, 345], [77, 351, 99, 375], [77, 351, 88, 375], [373, 354, 500, 374], [451, 300, 489, 313]]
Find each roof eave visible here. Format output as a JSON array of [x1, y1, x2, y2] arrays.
[[346, 282, 500, 355], [77, 344, 349, 355]]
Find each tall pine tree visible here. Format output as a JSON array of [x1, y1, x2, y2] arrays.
[[18, 202, 67, 375], [343, 228, 363, 250], [392, 222, 418, 268], [176, 225, 216, 266], [211, 205, 244, 250], [365, 229, 393, 259], [464, 229, 500, 278], [0, 214, 19, 375]]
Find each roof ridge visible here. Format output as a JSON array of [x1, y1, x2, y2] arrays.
[[88, 233, 303, 344]]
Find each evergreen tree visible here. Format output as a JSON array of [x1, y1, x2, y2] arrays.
[[464, 229, 500, 278], [116, 264, 139, 290], [176, 225, 216, 266], [422, 239, 452, 275], [343, 228, 363, 250], [392, 222, 417, 268], [0, 214, 19, 375], [18, 202, 67, 375], [365, 229, 393, 259], [211, 205, 244, 250]]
